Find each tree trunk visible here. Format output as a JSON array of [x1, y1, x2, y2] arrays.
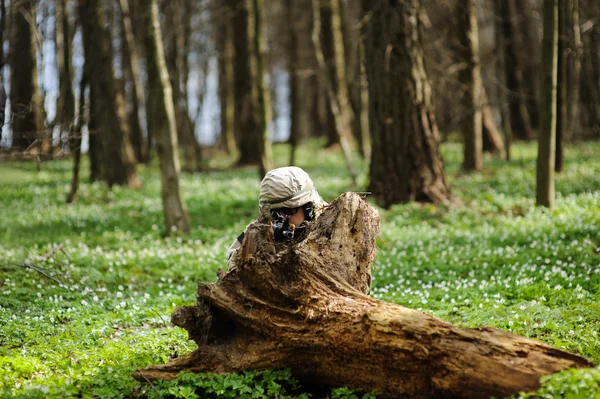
[[536, 0, 559, 209], [136, 193, 593, 399], [142, 0, 191, 235], [481, 87, 505, 155], [286, 0, 300, 166], [247, 0, 273, 177], [330, 0, 354, 146], [520, 0, 542, 131], [318, 2, 339, 148], [216, 3, 237, 155], [358, 41, 371, 163], [88, 82, 103, 182], [295, 0, 318, 142], [498, 0, 534, 141], [494, 0, 513, 160], [0, 0, 5, 71], [233, 0, 272, 177], [163, 0, 201, 172], [343, 0, 368, 160], [312, 0, 357, 186], [579, 4, 600, 137], [9, 0, 44, 151], [566, 0, 582, 140], [67, 67, 88, 204], [363, 0, 452, 207], [78, 0, 141, 188], [55, 0, 75, 151], [0, 0, 6, 135], [119, 0, 148, 164], [457, 0, 483, 171], [555, 0, 568, 173]]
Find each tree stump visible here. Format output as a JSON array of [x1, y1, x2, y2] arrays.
[[135, 193, 593, 399]]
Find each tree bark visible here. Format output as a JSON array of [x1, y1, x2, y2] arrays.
[[520, 0, 542, 131], [163, 0, 202, 172], [88, 82, 102, 182], [457, 0, 482, 171], [312, 0, 357, 186], [579, 2, 600, 137], [481, 87, 505, 155], [247, 0, 273, 177], [555, 0, 568, 173], [358, 41, 371, 163], [494, 0, 513, 160], [566, 0, 582, 140], [142, 0, 191, 235], [67, 67, 88, 204], [136, 192, 593, 399], [78, 0, 141, 188], [363, 0, 452, 207], [330, 0, 354, 147], [216, 3, 237, 155], [9, 0, 44, 151], [498, 0, 534, 141], [343, 0, 368, 160], [119, 0, 148, 164], [286, 0, 300, 166], [233, 0, 272, 177], [317, 2, 339, 148], [55, 0, 75, 150], [536, 0, 559, 209]]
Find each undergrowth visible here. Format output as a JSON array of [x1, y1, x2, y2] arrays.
[[0, 140, 598, 398]]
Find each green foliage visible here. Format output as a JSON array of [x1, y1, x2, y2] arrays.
[[143, 369, 310, 399], [511, 368, 600, 399], [0, 140, 599, 398], [330, 387, 377, 399]]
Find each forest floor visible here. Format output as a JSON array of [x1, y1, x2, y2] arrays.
[[0, 140, 599, 399]]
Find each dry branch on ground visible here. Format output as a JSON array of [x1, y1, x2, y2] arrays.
[[135, 193, 593, 399]]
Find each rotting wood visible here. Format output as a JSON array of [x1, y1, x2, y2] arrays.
[[135, 193, 593, 399]]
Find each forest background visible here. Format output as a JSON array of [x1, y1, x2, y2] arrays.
[[0, 0, 599, 398]]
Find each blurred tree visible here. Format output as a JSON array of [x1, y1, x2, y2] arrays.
[[330, 0, 353, 147], [481, 87, 505, 155], [362, 0, 452, 207], [88, 81, 102, 181], [313, 0, 357, 185], [566, 0, 581, 140], [493, 0, 513, 160], [163, 0, 202, 172], [119, 0, 148, 164], [78, 0, 140, 188], [0, 1, 7, 132], [55, 0, 74, 151], [9, 0, 44, 151], [457, 0, 482, 171], [214, 1, 237, 155], [555, 0, 568, 172], [520, 0, 542, 130], [537, 0, 559, 208], [498, 0, 534, 141], [142, 0, 190, 235], [285, 0, 300, 165], [232, 0, 272, 177], [343, 0, 370, 160], [0, 0, 5, 69], [66, 65, 88, 204], [579, 0, 599, 136]]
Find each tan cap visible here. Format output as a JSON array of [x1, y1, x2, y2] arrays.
[[259, 166, 325, 209]]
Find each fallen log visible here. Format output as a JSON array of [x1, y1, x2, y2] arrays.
[[135, 193, 593, 399]]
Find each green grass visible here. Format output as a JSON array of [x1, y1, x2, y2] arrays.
[[0, 140, 599, 398]]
